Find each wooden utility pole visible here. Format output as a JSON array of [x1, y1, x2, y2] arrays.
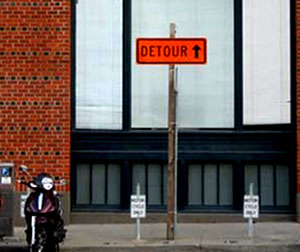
[[135, 22, 207, 242], [167, 23, 176, 240]]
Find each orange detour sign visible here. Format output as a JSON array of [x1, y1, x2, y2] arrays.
[[136, 38, 207, 65]]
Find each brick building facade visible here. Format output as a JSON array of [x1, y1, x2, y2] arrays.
[[0, 0, 299, 224], [0, 0, 71, 222]]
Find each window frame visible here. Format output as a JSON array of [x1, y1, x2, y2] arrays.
[[243, 162, 295, 212], [73, 162, 123, 210], [186, 162, 235, 209], [131, 162, 168, 209], [72, 0, 295, 132], [71, 0, 296, 213]]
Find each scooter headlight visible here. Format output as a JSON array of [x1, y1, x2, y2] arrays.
[[41, 177, 54, 191]]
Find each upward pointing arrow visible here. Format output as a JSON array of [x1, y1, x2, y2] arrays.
[[192, 45, 201, 59]]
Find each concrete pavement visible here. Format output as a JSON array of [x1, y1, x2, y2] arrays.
[[1, 222, 300, 252]]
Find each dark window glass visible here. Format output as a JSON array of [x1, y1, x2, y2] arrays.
[[244, 164, 290, 207], [188, 163, 233, 206], [132, 163, 167, 206], [76, 163, 121, 206]]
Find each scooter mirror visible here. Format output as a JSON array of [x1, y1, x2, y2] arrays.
[[19, 165, 28, 173], [29, 182, 38, 188]]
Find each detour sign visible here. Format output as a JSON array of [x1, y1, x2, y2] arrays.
[[136, 38, 207, 65]]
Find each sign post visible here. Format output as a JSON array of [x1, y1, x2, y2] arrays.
[[136, 25, 207, 241], [167, 23, 176, 241], [174, 67, 178, 237], [243, 183, 259, 237], [130, 183, 146, 241]]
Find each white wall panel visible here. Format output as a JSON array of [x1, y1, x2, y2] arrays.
[[76, 0, 123, 129], [243, 0, 291, 125], [132, 0, 234, 128]]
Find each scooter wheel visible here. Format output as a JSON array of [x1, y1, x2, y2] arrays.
[[30, 226, 47, 252], [55, 244, 60, 252]]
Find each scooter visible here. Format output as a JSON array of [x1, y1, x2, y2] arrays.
[[18, 165, 67, 252]]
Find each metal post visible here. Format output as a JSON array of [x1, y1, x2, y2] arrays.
[[174, 67, 178, 236], [167, 23, 176, 241], [248, 183, 254, 237], [136, 183, 141, 241]]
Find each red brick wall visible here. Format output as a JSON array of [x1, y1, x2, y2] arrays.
[[0, 0, 71, 192]]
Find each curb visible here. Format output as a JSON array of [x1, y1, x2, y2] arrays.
[[1, 244, 300, 252], [202, 244, 300, 252]]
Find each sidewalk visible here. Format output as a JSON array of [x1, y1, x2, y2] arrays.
[[1, 222, 300, 252]]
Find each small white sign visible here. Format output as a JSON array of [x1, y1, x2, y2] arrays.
[[131, 195, 146, 218], [1, 177, 11, 184], [244, 195, 259, 218], [20, 194, 28, 218]]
